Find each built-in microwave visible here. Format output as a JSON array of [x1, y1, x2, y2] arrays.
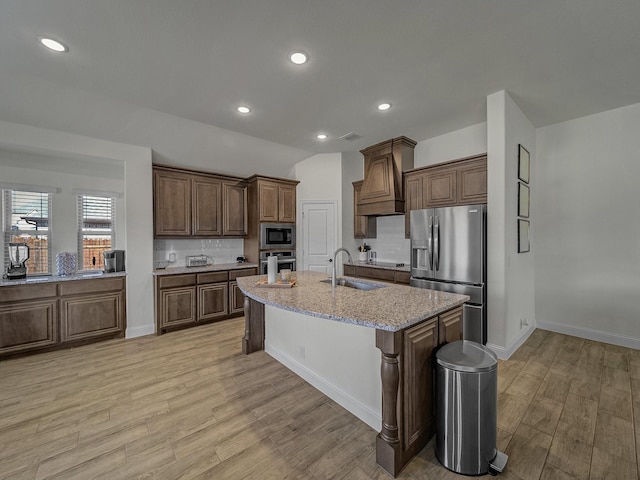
[[260, 223, 296, 250]]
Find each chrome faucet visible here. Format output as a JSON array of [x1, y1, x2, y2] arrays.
[[331, 247, 353, 289]]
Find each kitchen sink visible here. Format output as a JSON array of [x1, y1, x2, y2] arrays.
[[320, 277, 386, 291]]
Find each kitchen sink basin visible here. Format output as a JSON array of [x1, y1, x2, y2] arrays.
[[320, 277, 386, 291]]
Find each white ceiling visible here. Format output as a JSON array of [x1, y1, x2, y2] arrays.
[[1, 0, 640, 157]]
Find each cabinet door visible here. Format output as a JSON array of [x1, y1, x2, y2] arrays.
[[60, 292, 125, 343], [160, 287, 196, 328], [360, 152, 395, 204], [353, 181, 377, 238], [438, 307, 463, 345], [154, 170, 192, 237], [404, 173, 424, 237], [0, 300, 58, 356], [457, 161, 487, 205], [192, 176, 222, 236], [198, 283, 229, 321], [223, 182, 247, 236], [278, 184, 297, 223], [258, 181, 280, 222], [425, 169, 457, 207], [403, 318, 439, 449], [228, 281, 245, 314]]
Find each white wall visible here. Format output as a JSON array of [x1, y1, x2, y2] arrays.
[[414, 122, 487, 167], [341, 151, 364, 258], [0, 120, 154, 337], [264, 305, 381, 430], [486, 91, 536, 356], [535, 102, 640, 347]]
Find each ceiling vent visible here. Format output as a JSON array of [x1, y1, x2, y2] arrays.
[[339, 132, 362, 142]]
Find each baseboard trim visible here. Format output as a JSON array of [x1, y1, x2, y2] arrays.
[[126, 323, 155, 338], [265, 342, 381, 431], [537, 320, 640, 350], [486, 324, 536, 360]]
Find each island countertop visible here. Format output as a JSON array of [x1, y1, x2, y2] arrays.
[[237, 270, 469, 332]]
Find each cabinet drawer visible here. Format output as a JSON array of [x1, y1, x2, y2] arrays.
[[356, 267, 395, 282], [395, 271, 411, 285], [343, 264, 357, 277], [197, 271, 228, 284], [157, 274, 196, 289], [229, 268, 257, 280], [0, 283, 57, 303], [59, 277, 125, 296]]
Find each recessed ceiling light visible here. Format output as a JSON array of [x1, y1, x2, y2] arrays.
[[290, 51, 308, 65], [378, 103, 391, 111], [38, 36, 68, 53], [237, 106, 251, 114], [316, 133, 328, 140]]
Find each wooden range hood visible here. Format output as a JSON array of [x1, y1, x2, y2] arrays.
[[357, 136, 416, 216]]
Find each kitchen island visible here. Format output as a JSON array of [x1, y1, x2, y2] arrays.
[[237, 270, 469, 477]]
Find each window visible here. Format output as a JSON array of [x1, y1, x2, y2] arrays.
[[77, 195, 115, 271], [2, 189, 52, 275]]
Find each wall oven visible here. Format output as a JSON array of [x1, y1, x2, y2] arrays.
[[260, 251, 296, 274], [260, 223, 296, 250]]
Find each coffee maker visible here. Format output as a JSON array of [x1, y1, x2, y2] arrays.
[[103, 250, 125, 273], [6, 243, 30, 280]]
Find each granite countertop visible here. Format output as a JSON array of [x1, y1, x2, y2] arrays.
[[237, 270, 468, 332], [0, 271, 126, 287], [152, 262, 259, 276], [350, 261, 411, 273]]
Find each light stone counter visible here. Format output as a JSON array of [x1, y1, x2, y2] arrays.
[[152, 262, 258, 276], [0, 271, 125, 287], [236, 270, 468, 332]]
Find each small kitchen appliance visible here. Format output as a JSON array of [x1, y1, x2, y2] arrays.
[[6, 243, 30, 279], [103, 250, 125, 273], [260, 223, 296, 250], [186, 255, 209, 267]]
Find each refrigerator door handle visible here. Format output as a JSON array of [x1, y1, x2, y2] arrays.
[[428, 215, 433, 270], [434, 215, 440, 271]]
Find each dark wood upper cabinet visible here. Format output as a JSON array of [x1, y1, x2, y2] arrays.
[[154, 169, 192, 237], [278, 184, 297, 223], [153, 165, 247, 238], [223, 181, 248, 236], [253, 178, 298, 223], [353, 180, 377, 238], [192, 175, 222, 236], [358, 137, 416, 216], [403, 154, 487, 237]]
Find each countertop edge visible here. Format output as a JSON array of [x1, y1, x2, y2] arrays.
[[0, 271, 126, 287], [152, 262, 259, 276]]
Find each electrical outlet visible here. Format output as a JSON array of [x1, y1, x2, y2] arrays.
[[520, 317, 529, 329], [299, 345, 306, 360]]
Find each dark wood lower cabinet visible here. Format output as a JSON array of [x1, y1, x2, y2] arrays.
[[0, 276, 126, 358], [60, 292, 125, 343], [155, 267, 257, 335], [376, 306, 463, 477], [0, 299, 58, 355], [343, 264, 410, 285]]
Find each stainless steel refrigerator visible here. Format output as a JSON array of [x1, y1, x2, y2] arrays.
[[410, 204, 487, 344]]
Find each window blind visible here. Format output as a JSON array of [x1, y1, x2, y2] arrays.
[[77, 195, 115, 271], [2, 189, 52, 275]]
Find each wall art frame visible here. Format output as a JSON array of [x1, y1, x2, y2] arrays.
[[518, 219, 530, 253], [518, 182, 530, 218], [518, 144, 530, 184]]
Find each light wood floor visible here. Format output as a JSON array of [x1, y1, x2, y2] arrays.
[[0, 319, 638, 480]]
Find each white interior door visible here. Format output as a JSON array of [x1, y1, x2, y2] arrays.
[[301, 201, 336, 274]]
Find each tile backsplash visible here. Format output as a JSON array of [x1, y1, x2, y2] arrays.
[[154, 238, 244, 267], [360, 215, 410, 264]]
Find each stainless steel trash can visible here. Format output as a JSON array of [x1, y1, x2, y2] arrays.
[[436, 340, 507, 476]]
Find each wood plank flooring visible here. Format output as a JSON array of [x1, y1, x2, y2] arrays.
[[0, 319, 638, 479]]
